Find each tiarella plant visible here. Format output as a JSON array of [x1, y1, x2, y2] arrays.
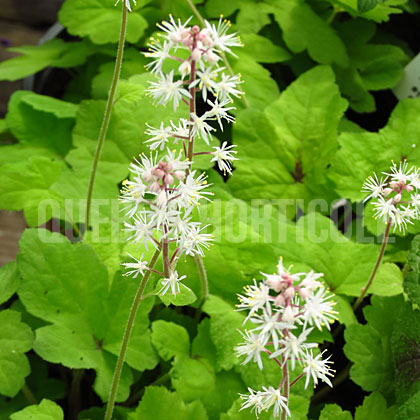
[[236, 259, 337, 418]]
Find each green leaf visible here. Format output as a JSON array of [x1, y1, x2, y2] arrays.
[[151, 320, 190, 361], [10, 399, 63, 420], [59, 0, 148, 45], [192, 318, 218, 367], [319, 404, 353, 420], [267, 0, 348, 67], [171, 355, 216, 401], [330, 98, 420, 202], [0, 310, 34, 397], [0, 157, 62, 227], [229, 66, 346, 215], [6, 91, 75, 156], [404, 235, 420, 306], [129, 386, 208, 420], [156, 282, 197, 307], [0, 39, 93, 81], [355, 392, 394, 420], [0, 262, 19, 305], [358, 0, 387, 12], [17, 230, 158, 402], [202, 295, 244, 371], [395, 390, 420, 420], [344, 295, 399, 396], [241, 34, 291, 63]]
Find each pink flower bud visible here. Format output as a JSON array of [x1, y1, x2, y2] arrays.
[[390, 181, 399, 189], [174, 170, 186, 180], [282, 306, 295, 323], [192, 25, 200, 34], [151, 168, 165, 179], [143, 171, 154, 183], [298, 288, 310, 299], [206, 50, 219, 65], [405, 184, 414, 192], [149, 181, 161, 193], [284, 287, 295, 299], [164, 174, 174, 185], [383, 188, 393, 196], [394, 193, 402, 203], [198, 31, 213, 48], [266, 275, 283, 293], [191, 48, 201, 62], [274, 294, 285, 307], [179, 61, 191, 77]]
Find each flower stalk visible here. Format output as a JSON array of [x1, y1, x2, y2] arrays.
[[85, 1, 128, 233]]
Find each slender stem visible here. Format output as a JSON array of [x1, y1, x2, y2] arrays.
[[85, 3, 128, 234], [290, 373, 305, 388], [353, 218, 392, 312], [280, 362, 289, 420], [163, 239, 170, 277], [104, 248, 161, 420], [69, 370, 84, 420], [195, 254, 209, 302], [402, 262, 410, 277], [21, 383, 37, 405], [186, 61, 197, 167]]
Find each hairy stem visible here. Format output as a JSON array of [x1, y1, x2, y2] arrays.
[[194, 254, 209, 322], [163, 239, 170, 277], [85, 3, 128, 234], [281, 363, 290, 420], [353, 218, 392, 312], [104, 248, 161, 420]]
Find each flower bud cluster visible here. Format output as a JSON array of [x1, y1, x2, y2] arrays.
[[235, 258, 337, 418], [121, 15, 242, 296], [362, 161, 420, 232]]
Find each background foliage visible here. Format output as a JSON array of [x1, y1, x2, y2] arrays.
[[0, 0, 420, 418]]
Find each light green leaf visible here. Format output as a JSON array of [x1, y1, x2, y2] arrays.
[[151, 320, 190, 361], [10, 399, 63, 420], [267, 0, 348, 66], [129, 386, 208, 420], [17, 230, 158, 402], [395, 390, 420, 420], [202, 295, 244, 371], [355, 392, 394, 420], [241, 34, 291, 63], [0, 310, 34, 397], [0, 39, 93, 81], [319, 404, 353, 420], [59, 0, 148, 45], [0, 157, 62, 227], [6, 91, 74, 156], [0, 262, 20, 305]]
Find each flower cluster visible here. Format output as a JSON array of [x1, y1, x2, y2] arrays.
[[235, 258, 337, 418], [362, 161, 420, 232], [121, 15, 242, 296]]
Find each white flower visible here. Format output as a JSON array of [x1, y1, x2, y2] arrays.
[[124, 212, 157, 250], [211, 142, 238, 175], [190, 112, 215, 144], [250, 306, 296, 350], [144, 40, 171, 74], [170, 118, 189, 139], [214, 73, 243, 101], [239, 388, 264, 417], [147, 70, 191, 111], [120, 177, 147, 218], [158, 271, 187, 296], [235, 330, 268, 370], [372, 196, 395, 223], [206, 98, 235, 130], [269, 328, 316, 370], [237, 280, 271, 320], [189, 66, 222, 101], [303, 350, 335, 389], [122, 253, 148, 278], [362, 173, 386, 202], [298, 271, 323, 293], [177, 171, 212, 207], [383, 161, 413, 185], [145, 122, 173, 150], [259, 386, 290, 418], [303, 288, 337, 331], [157, 15, 192, 46], [179, 224, 214, 256], [204, 17, 242, 56], [115, 0, 136, 12]]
